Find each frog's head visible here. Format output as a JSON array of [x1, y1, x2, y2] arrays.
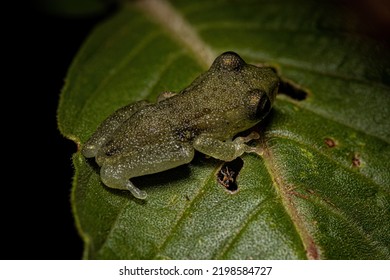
[[209, 51, 279, 125]]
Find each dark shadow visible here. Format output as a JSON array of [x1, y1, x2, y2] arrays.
[[278, 78, 308, 101]]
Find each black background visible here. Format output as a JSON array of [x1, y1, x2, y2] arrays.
[[2, 2, 117, 260]]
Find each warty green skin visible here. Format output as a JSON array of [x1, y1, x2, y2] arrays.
[[82, 52, 279, 199]]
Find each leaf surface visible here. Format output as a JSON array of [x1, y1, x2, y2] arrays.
[[58, 0, 390, 259]]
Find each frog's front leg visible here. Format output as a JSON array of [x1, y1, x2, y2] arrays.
[[193, 132, 262, 162], [82, 101, 149, 158]]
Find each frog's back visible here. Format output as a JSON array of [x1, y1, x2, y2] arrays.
[[94, 98, 193, 164]]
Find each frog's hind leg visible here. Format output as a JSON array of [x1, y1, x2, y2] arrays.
[[100, 165, 147, 200], [99, 143, 195, 200], [82, 100, 149, 158]]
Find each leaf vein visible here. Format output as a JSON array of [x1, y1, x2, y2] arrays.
[[154, 165, 220, 257], [214, 198, 270, 259], [133, 0, 215, 67]]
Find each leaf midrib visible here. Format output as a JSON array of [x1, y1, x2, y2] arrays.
[[132, 0, 215, 67], [261, 140, 320, 259]]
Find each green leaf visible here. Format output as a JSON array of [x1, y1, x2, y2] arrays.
[[58, 0, 390, 259]]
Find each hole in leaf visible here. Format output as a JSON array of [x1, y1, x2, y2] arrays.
[[278, 79, 308, 101], [217, 158, 244, 193]]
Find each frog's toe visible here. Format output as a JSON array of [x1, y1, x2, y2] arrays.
[[126, 180, 147, 200]]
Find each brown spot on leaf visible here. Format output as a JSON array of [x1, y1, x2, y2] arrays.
[[352, 153, 361, 167], [324, 137, 337, 148]]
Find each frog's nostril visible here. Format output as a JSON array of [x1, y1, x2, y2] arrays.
[[256, 96, 271, 119]]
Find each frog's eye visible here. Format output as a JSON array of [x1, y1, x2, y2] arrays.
[[212, 51, 246, 71], [247, 89, 271, 120], [256, 94, 272, 119]]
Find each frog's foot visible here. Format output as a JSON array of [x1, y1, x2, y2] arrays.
[[238, 131, 260, 142], [235, 131, 263, 156], [100, 166, 147, 200], [243, 143, 263, 156], [125, 180, 147, 200]]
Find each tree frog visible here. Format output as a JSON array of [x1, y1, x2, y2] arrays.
[[82, 51, 279, 199]]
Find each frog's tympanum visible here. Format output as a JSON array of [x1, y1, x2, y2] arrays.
[[82, 52, 279, 199]]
